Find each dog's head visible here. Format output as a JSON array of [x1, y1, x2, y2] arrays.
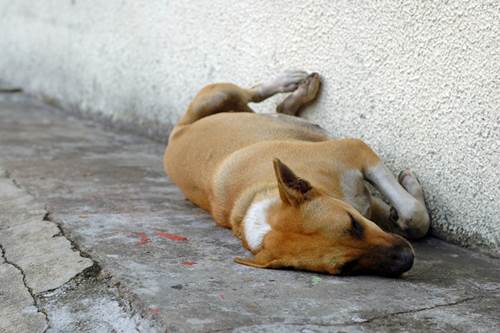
[[236, 159, 414, 277]]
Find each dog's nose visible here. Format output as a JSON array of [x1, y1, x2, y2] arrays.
[[386, 243, 414, 276]]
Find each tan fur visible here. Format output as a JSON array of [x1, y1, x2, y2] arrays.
[[164, 72, 429, 276]]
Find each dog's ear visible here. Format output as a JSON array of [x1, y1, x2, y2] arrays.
[[273, 158, 313, 206], [236, 254, 342, 275], [234, 255, 284, 269], [234, 256, 273, 268], [235, 247, 285, 269]]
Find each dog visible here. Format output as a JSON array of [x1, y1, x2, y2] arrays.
[[164, 71, 430, 277]]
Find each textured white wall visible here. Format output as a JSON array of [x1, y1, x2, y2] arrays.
[[0, 1, 498, 254]]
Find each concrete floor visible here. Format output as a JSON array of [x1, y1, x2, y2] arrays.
[[0, 94, 499, 333]]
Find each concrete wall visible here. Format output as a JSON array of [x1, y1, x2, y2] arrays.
[[0, 1, 498, 255]]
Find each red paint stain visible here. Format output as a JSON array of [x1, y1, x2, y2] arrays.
[[219, 293, 225, 300], [180, 261, 196, 267], [155, 231, 188, 241], [134, 232, 151, 245], [148, 306, 160, 314]]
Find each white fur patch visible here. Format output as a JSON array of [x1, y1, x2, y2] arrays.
[[243, 197, 277, 251]]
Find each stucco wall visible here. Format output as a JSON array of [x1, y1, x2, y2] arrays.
[[0, 1, 498, 255]]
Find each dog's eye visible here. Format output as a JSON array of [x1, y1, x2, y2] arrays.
[[349, 215, 364, 240]]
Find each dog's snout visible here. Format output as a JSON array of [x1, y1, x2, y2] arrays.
[[358, 235, 415, 277], [389, 245, 414, 276], [339, 239, 415, 277]]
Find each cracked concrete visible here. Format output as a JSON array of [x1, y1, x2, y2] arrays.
[[0, 111, 157, 332], [0, 168, 93, 294], [0, 94, 499, 332], [0, 166, 158, 332], [38, 271, 157, 333], [0, 246, 48, 333]]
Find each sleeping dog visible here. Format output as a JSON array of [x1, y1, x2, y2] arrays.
[[164, 71, 430, 277]]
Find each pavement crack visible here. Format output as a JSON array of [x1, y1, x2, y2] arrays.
[[0, 243, 50, 331], [3, 169, 101, 279], [354, 296, 479, 325], [263, 296, 481, 330], [44, 212, 102, 279], [0, 87, 23, 93]]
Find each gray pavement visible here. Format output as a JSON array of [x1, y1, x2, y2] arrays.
[[0, 94, 499, 332]]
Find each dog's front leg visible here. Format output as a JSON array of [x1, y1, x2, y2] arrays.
[[365, 163, 430, 239]]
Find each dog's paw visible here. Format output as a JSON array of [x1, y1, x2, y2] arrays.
[[276, 73, 321, 115], [398, 169, 424, 201], [293, 72, 321, 103], [274, 70, 309, 92], [261, 70, 309, 94]]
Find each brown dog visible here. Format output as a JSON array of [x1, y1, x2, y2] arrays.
[[164, 71, 430, 277]]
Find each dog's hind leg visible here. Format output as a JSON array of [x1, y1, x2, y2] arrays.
[[177, 83, 255, 126], [177, 71, 310, 126], [276, 72, 321, 116], [250, 70, 310, 102]]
